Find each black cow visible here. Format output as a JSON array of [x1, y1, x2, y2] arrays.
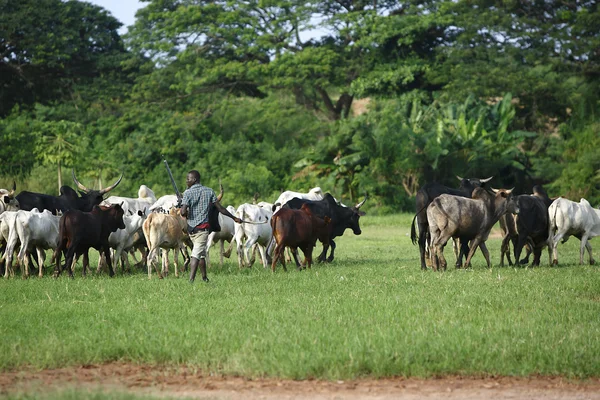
[[53, 204, 126, 278], [278, 193, 367, 264], [16, 170, 122, 215], [512, 185, 553, 266], [410, 176, 493, 270]]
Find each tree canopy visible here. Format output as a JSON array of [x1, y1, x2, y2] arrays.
[[1, 0, 599, 208]]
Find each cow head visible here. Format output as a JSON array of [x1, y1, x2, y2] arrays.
[[72, 170, 123, 212], [491, 188, 518, 216], [457, 176, 493, 196], [1, 181, 20, 211], [346, 194, 368, 235]]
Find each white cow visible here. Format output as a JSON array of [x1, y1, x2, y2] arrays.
[[206, 205, 237, 267], [148, 194, 179, 213], [548, 197, 600, 265], [0, 211, 19, 277], [271, 187, 324, 214], [142, 208, 189, 279], [0, 184, 20, 214], [103, 185, 156, 216], [15, 208, 61, 277], [97, 210, 147, 274], [234, 203, 273, 269]]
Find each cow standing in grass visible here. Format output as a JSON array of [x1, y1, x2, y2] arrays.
[[548, 197, 600, 265], [54, 204, 125, 278], [411, 176, 493, 270], [427, 188, 518, 271], [270, 204, 332, 272]]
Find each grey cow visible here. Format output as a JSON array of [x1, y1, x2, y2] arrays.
[[427, 188, 518, 271]]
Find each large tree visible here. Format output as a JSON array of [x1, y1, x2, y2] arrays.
[[0, 0, 128, 116]]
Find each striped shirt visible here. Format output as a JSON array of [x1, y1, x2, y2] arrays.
[[182, 183, 217, 227]]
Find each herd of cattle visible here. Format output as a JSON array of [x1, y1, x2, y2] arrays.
[[410, 176, 600, 271], [0, 171, 598, 279], [0, 171, 366, 278]]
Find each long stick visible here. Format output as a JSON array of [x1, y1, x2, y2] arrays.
[[162, 157, 182, 200]]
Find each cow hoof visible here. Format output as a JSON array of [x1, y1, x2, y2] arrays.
[[590, 260, 596, 266], [552, 259, 558, 265]]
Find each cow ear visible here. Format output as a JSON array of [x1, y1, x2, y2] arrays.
[[2, 196, 8, 204], [357, 210, 366, 216]]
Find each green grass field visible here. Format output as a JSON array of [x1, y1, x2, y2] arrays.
[[1, 214, 599, 380]]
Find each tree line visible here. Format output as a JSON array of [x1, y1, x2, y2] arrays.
[[1, 0, 598, 211]]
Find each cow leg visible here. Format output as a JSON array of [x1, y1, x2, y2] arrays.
[[219, 240, 224, 265], [500, 234, 512, 267], [36, 248, 45, 278], [174, 246, 180, 278], [271, 243, 283, 272], [161, 249, 169, 277], [325, 240, 336, 263], [479, 242, 491, 268], [103, 247, 115, 277], [514, 234, 528, 266], [550, 230, 565, 265], [256, 245, 268, 269], [580, 234, 591, 265], [585, 240, 594, 265], [463, 238, 482, 269], [452, 238, 460, 266], [417, 223, 429, 270], [290, 248, 302, 268], [82, 252, 90, 277], [223, 239, 233, 259]]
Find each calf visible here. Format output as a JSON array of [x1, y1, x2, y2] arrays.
[[0, 211, 20, 277], [548, 197, 600, 265], [142, 208, 189, 279], [427, 188, 517, 271], [54, 204, 125, 278], [270, 204, 332, 272]]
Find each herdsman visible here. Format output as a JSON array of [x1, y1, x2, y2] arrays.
[[180, 170, 241, 283]]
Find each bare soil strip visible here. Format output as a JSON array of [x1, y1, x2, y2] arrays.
[[1, 363, 600, 400]]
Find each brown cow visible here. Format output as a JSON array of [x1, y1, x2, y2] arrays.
[[142, 207, 189, 279], [54, 204, 125, 278], [270, 204, 331, 272]]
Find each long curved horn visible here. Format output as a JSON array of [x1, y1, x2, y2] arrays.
[[456, 175, 463, 181], [9, 180, 16, 196], [72, 169, 91, 193], [480, 176, 494, 183], [355, 193, 368, 209], [98, 173, 123, 195], [216, 179, 224, 202]]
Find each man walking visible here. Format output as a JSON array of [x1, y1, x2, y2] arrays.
[[181, 170, 241, 282]]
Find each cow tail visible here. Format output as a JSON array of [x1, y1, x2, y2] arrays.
[[410, 204, 429, 245], [410, 214, 418, 245]]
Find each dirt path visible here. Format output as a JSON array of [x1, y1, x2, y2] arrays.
[[2, 363, 600, 399]]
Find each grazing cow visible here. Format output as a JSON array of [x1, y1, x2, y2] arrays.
[[0, 182, 20, 213], [54, 204, 126, 278], [14, 209, 61, 278], [270, 204, 332, 272], [142, 208, 189, 279], [97, 210, 147, 274], [276, 193, 367, 264], [512, 185, 553, 267], [206, 205, 237, 267], [103, 185, 156, 215], [16, 170, 122, 214], [427, 188, 517, 271], [411, 176, 493, 270], [234, 203, 273, 268], [548, 197, 600, 265], [271, 187, 324, 214]]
